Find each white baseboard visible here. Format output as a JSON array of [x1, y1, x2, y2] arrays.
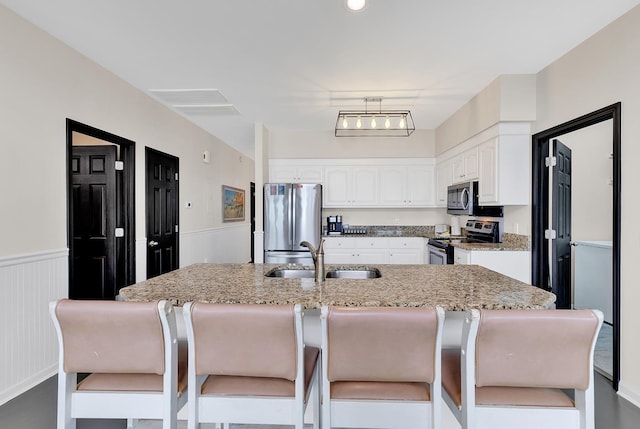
[[0, 365, 57, 406], [618, 381, 640, 409]]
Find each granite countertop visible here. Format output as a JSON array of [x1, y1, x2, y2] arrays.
[[118, 263, 555, 311]]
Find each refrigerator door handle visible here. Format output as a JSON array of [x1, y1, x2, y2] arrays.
[[290, 190, 296, 248]]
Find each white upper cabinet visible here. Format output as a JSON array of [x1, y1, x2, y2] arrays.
[[269, 160, 324, 183], [379, 164, 435, 207], [435, 159, 452, 207], [406, 165, 436, 206], [324, 166, 378, 207], [270, 158, 436, 208], [477, 134, 529, 205], [439, 122, 531, 206], [451, 147, 478, 184]]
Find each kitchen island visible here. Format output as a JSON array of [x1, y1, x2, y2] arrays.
[[118, 263, 555, 347], [118, 263, 554, 310]]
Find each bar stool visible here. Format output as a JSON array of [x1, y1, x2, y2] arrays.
[[49, 299, 187, 429], [320, 305, 445, 429], [442, 308, 603, 429], [183, 302, 319, 429]]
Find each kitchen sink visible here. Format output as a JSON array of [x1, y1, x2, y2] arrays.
[[265, 267, 382, 279], [325, 268, 382, 279], [265, 269, 315, 278]]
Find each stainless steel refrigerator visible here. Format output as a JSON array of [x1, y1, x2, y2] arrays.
[[264, 183, 322, 264]]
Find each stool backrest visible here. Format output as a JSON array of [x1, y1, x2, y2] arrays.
[[52, 299, 166, 375], [188, 303, 297, 380], [326, 306, 440, 383], [475, 309, 601, 390]]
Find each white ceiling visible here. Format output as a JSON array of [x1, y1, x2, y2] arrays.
[[2, 0, 639, 158]]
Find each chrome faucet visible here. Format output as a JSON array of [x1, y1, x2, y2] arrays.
[[300, 239, 325, 283]]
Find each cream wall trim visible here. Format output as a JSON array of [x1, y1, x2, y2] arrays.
[[0, 248, 68, 267], [618, 382, 640, 409], [0, 249, 68, 405]]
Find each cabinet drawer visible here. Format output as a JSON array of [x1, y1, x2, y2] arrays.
[[323, 237, 355, 249], [389, 237, 424, 249], [355, 238, 390, 249]]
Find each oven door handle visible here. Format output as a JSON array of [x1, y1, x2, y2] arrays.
[[428, 246, 447, 253]]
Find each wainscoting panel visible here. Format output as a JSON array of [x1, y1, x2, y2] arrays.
[[180, 223, 252, 267], [0, 249, 68, 406]]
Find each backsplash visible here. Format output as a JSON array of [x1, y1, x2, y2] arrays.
[[340, 225, 434, 237], [329, 225, 531, 249], [502, 233, 531, 250]]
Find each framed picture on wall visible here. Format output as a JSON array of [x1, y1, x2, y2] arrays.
[[222, 185, 245, 222]]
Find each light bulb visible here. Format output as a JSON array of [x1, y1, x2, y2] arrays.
[[385, 117, 391, 129], [342, 116, 348, 128], [356, 117, 362, 129], [346, 0, 366, 11], [399, 115, 406, 129], [371, 116, 377, 128]]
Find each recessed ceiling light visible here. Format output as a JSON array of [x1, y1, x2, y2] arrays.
[[345, 0, 367, 12]]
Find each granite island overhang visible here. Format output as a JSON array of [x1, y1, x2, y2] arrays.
[[118, 263, 556, 348], [118, 263, 556, 310]]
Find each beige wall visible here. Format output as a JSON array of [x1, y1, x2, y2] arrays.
[[533, 5, 640, 403], [435, 74, 536, 154], [0, 6, 254, 257], [559, 121, 613, 242], [268, 129, 435, 159]]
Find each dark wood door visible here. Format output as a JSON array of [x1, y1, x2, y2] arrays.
[[146, 148, 179, 278], [551, 139, 572, 309], [70, 145, 117, 299]]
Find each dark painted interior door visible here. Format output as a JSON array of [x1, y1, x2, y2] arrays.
[[146, 148, 179, 279], [551, 139, 572, 309], [70, 145, 117, 299]]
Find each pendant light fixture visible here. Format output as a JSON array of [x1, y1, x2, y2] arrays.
[[335, 97, 415, 137], [345, 0, 367, 12]]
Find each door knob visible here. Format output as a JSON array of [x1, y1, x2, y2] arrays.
[[149, 240, 159, 247]]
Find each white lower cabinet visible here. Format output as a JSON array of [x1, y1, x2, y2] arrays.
[[389, 238, 425, 264], [324, 237, 425, 265], [454, 247, 531, 283]]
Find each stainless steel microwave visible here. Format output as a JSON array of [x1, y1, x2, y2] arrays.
[[447, 181, 504, 217], [447, 181, 476, 215]]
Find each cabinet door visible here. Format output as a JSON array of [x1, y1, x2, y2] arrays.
[[351, 167, 378, 206], [270, 166, 299, 183], [389, 239, 424, 264], [469, 250, 531, 283], [435, 160, 452, 207], [379, 166, 406, 206], [324, 167, 351, 206], [406, 165, 435, 206], [323, 237, 356, 264], [389, 249, 423, 264], [298, 166, 324, 183], [454, 247, 470, 265], [270, 164, 323, 183], [464, 147, 479, 180], [451, 154, 465, 183], [356, 249, 390, 264], [478, 139, 498, 204]]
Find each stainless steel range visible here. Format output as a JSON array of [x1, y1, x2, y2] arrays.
[[427, 219, 501, 265]]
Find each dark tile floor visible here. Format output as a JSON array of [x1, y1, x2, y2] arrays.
[[1, 372, 639, 428]]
